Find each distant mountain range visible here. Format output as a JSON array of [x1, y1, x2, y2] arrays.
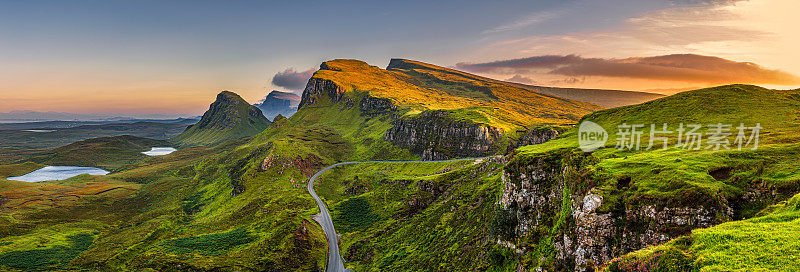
[[254, 90, 300, 120], [0, 110, 190, 122], [509, 83, 665, 108]]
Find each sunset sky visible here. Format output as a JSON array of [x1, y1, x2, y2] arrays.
[[1, 0, 798, 116]]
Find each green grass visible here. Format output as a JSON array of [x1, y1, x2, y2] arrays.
[[173, 91, 271, 147], [2, 81, 798, 272], [0, 162, 44, 178], [21, 135, 169, 171], [333, 197, 380, 231], [313, 59, 601, 132], [508, 84, 800, 271], [515, 85, 800, 209], [605, 193, 800, 272], [313, 159, 508, 271], [165, 228, 256, 255], [0, 232, 95, 271]]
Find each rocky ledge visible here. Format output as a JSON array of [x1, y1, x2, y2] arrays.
[[499, 151, 731, 272], [384, 110, 502, 160]]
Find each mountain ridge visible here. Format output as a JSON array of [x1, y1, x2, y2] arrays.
[[172, 91, 270, 147]]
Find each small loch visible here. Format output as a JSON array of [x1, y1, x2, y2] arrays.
[[7, 166, 110, 182], [141, 147, 177, 156]]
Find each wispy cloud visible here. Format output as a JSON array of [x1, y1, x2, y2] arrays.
[[483, 11, 560, 34]]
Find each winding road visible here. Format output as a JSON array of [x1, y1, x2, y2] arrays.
[[307, 158, 487, 272]]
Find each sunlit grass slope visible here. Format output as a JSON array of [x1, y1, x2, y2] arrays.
[[510, 84, 800, 271], [312, 59, 602, 131], [241, 89, 418, 163], [517, 84, 800, 208]]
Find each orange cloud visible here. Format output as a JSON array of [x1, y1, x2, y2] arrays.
[[456, 54, 800, 86]]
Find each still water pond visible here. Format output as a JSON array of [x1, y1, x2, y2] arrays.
[[142, 147, 177, 156], [7, 166, 110, 182]]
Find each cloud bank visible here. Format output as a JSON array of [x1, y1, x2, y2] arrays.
[[271, 68, 316, 91], [456, 54, 800, 85]]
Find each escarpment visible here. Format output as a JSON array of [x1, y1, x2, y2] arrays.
[[298, 77, 347, 109], [297, 62, 513, 160], [498, 151, 730, 272], [383, 111, 503, 160]]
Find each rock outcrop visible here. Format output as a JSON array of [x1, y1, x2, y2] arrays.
[[298, 77, 346, 109], [384, 110, 502, 160], [516, 127, 560, 147], [359, 96, 397, 116], [499, 151, 731, 272]]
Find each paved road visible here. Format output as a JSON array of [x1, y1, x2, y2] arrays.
[[307, 158, 487, 272]]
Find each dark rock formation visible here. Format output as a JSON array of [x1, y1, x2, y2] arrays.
[[299, 78, 346, 109], [517, 127, 560, 147], [359, 96, 397, 116], [384, 110, 502, 160], [499, 151, 731, 272]]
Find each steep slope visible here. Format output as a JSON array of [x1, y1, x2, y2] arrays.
[[255, 90, 300, 120], [490, 84, 800, 271], [301, 84, 800, 272], [304, 59, 601, 129], [299, 58, 602, 159], [173, 91, 271, 147], [512, 83, 666, 108], [604, 191, 800, 272]]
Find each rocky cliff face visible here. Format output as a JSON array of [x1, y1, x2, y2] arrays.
[[384, 110, 502, 160], [499, 151, 730, 271], [359, 96, 397, 116], [298, 64, 508, 160], [516, 127, 560, 146], [298, 77, 346, 109]]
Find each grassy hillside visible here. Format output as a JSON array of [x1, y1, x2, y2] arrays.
[[2, 69, 795, 272], [22, 135, 169, 171], [0, 139, 327, 271], [311, 59, 601, 132], [173, 91, 270, 147], [604, 192, 800, 272], [504, 84, 800, 271], [312, 159, 509, 271], [0, 121, 187, 164]]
